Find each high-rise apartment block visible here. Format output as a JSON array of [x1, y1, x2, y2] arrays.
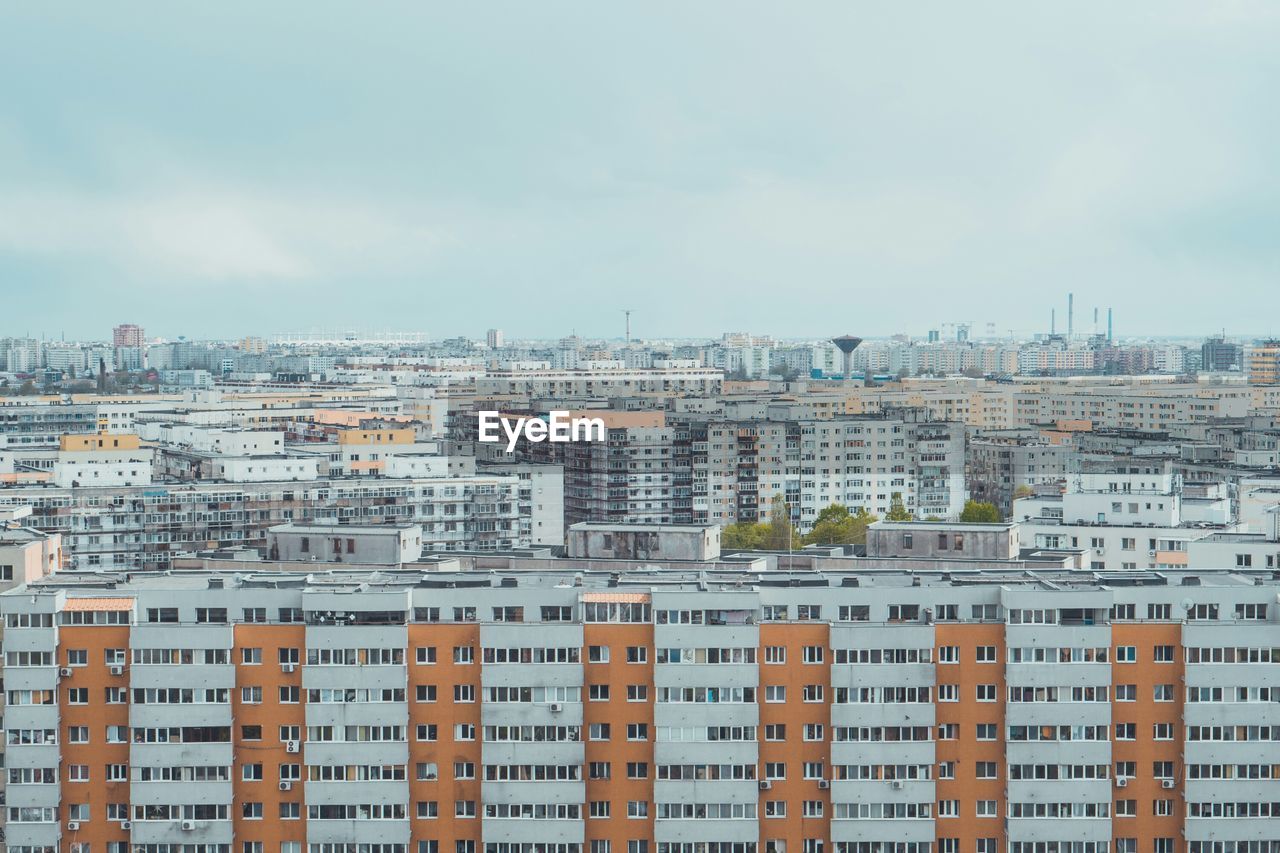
[[112, 325, 145, 350], [4, 566, 1280, 853]]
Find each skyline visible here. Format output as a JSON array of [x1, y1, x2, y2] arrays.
[[3, 3, 1280, 338]]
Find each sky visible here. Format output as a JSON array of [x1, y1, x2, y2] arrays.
[[2, 2, 1278, 342]]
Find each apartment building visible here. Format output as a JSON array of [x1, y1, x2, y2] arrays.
[[680, 411, 965, 528], [967, 435, 1072, 517], [4, 566, 1280, 853], [0, 472, 528, 570]]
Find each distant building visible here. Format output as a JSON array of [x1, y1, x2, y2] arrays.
[[1201, 336, 1243, 372], [112, 323, 144, 348], [486, 328, 505, 348], [1246, 339, 1280, 385], [267, 522, 423, 564]]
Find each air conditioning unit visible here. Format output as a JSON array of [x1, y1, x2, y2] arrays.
[[281, 663, 297, 673], [759, 780, 772, 790], [109, 664, 125, 676], [180, 820, 197, 831], [1148, 550, 1157, 556], [817, 779, 830, 789], [67, 821, 81, 831], [285, 740, 300, 753], [1094, 548, 1104, 555], [1162, 779, 1176, 789], [549, 702, 564, 713], [279, 781, 293, 791], [1116, 777, 1128, 787], [60, 667, 74, 677], [891, 780, 904, 790], [120, 821, 132, 831]]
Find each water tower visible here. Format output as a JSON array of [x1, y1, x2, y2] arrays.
[[831, 335, 863, 383]]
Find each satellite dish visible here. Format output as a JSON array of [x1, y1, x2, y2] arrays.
[[1180, 598, 1194, 613]]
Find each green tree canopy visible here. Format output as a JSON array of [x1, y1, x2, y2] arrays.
[[721, 522, 770, 550], [803, 503, 877, 546], [959, 500, 1002, 523], [763, 493, 799, 551], [885, 492, 913, 521]]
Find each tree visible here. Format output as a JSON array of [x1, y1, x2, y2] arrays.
[[763, 493, 799, 551], [885, 492, 913, 521], [804, 503, 877, 546], [959, 500, 1002, 523], [721, 522, 770, 551], [18, 380, 36, 396], [1012, 483, 1034, 499]]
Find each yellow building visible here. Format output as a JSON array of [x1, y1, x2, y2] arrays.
[[1247, 340, 1280, 385], [59, 432, 143, 451]]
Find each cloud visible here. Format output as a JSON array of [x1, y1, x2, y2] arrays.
[[0, 185, 447, 283]]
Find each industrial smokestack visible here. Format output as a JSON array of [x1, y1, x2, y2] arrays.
[[1107, 308, 1113, 342], [1051, 309, 1056, 336], [1068, 293, 1074, 338]]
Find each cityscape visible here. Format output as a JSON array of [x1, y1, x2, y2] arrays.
[[6, 3, 1280, 853], [3, 319, 1280, 853]]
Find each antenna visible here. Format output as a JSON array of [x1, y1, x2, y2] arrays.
[[621, 309, 633, 344]]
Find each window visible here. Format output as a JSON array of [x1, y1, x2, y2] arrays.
[[68, 764, 90, 782], [589, 762, 611, 780], [804, 724, 824, 742], [626, 723, 648, 741], [590, 801, 611, 819], [627, 762, 648, 780], [416, 685, 437, 702], [416, 647, 437, 664], [1153, 723, 1174, 740], [241, 686, 262, 704], [1115, 799, 1136, 817], [589, 723, 611, 741], [976, 684, 997, 702], [589, 684, 610, 702], [1154, 645, 1175, 663], [938, 800, 959, 818], [765, 763, 786, 780], [627, 685, 647, 702], [765, 686, 786, 703], [765, 724, 786, 742], [976, 724, 997, 740], [938, 646, 959, 664], [938, 684, 959, 702], [765, 646, 787, 664], [1116, 684, 1136, 702], [68, 726, 89, 744], [453, 685, 475, 703], [938, 762, 955, 780], [1153, 684, 1174, 702], [627, 801, 648, 818], [802, 684, 823, 702], [797, 605, 821, 620], [1116, 646, 1136, 663], [417, 724, 438, 742], [1115, 723, 1136, 741], [976, 800, 997, 817], [453, 646, 474, 664], [243, 764, 264, 781], [588, 646, 610, 663], [975, 645, 996, 663], [975, 762, 997, 780], [626, 646, 647, 664], [802, 645, 824, 664]]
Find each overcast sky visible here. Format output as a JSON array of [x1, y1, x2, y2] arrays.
[[2, 3, 1278, 342]]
